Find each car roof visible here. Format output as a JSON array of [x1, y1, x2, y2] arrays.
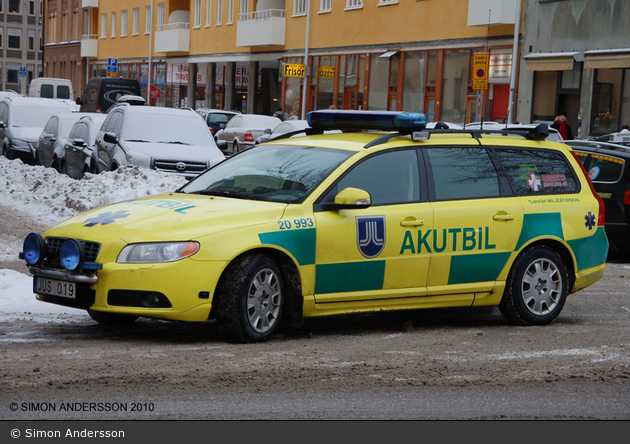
[[2, 96, 71, 108], [113, 104, 199, 116]]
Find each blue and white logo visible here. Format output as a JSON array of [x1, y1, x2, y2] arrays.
[[356, 216, 386, 258]]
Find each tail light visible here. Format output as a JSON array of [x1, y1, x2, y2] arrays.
[[209, 128, 215, 135], [96, 106, 101, 113], [244, 132, 254, 143], [572, 151, 605, 226], [624, 191, 630, 205]]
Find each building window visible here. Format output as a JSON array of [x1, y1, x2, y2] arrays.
[[133, 8, 140, 35], [101, 13, 107, 38], [378, 0, 398, 5], [227, 0, 233, 24], [240, 0, 248, 15], [121, 10, 128, 37], [0, 28, 3, 48], [193, 0, 201, 28], [111, 11, 116, 37], [28, 29, 34, 51], [28, 0, 35, 15], [216, 0, 222, 25], [8, 0, 20, 14], [294, 0, 307, 16], [345, 0, 362, 9], [8, 28, 21, 49], [320, 0, 331, 13], [7, 63, 20, 84], [205, 0, 212, 27], [73, 8, 79, 41], [158, 3, 165, 27], [0, 0, 3, 13], [145, 5, 152, 34]]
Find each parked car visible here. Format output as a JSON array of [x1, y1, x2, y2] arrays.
[[22, 110, 608, 343], [37, 112, 94, 172], [564, 138, 630, 253], [93, 104, 225, 179], [589, 130, 630, 147], [196, 108, 240, 137], [255, 119, 343, 144], [214, 113, 281, 154], [62, 114, 108, 180], [0, 96, 72, 164]]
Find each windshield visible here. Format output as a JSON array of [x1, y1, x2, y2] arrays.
[[122, 113, 214, 146], [12, 106, 63, 127], [180, 145, 354, 203]]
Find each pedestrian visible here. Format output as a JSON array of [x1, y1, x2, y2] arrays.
[[273, 106, 286, 121], [551, 112, 573, 140]]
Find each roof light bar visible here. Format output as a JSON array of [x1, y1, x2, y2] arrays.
[[307, 110, 428, 133]]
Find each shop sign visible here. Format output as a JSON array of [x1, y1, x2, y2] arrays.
[[488, 51, 512, 84], [284, 63, 306, 78], [318, 66, 335, 79]]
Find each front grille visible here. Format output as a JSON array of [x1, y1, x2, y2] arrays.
[[45, 237, 101, 268], [108, 290, 172, 308], [153, 159, 207, 175]]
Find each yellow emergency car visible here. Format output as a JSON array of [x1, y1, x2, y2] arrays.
[[21, 110, 609, 343]]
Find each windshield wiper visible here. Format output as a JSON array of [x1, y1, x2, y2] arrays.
[[124, 139, 151, 143], [157, 140, 191, 145]]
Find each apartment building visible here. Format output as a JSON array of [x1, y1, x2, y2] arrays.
[[0, 0, 44, 93], [74, 0, 524, 123]]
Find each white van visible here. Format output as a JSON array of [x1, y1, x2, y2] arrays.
[[28, 78, 74, 101]]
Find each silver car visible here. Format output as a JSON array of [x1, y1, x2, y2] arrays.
[[214, 113, 281, 154], [94, 104, 225, 179]]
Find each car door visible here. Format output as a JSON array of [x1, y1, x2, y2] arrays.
[[96, 110, 123, 171], [313, 148, 434, 303], [423, 146, 524, 302], [38, 117, 57, 167], [64, 121, 90, 179]]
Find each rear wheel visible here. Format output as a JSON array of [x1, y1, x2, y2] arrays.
[[499, 246, 568, 326], [215, 253, 284, 343], [233, 140, 239, 154], [88, 310, 139, 325]]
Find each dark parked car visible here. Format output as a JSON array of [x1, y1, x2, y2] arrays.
[[565, 139, 630, 253], [62, 114, 108, 179], [196, 108, 240, 137]]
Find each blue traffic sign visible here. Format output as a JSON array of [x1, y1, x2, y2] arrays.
[[18, 66, 27, 78], [107, 58, 118, 73]]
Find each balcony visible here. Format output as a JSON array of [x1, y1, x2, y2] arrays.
[[155, 23, 190, 53], [81, 34, 98, 58], [236, 9, 285, 47], [82, 0, 99, 8]]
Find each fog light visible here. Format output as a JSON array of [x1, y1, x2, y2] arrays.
[[143, 293, 161, 307], [60, 239, 85, 271], [23, 233, 47, 266]]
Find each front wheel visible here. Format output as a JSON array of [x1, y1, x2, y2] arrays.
[[499, 246, 568, 326], [215, 253, 284, 343]]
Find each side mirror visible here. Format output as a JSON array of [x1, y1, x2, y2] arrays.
[[216, 139, 228, 153], [324, 187, 372, 211], [43, 133, 56, 142], [71, 138, 86, 147], [75, 97, 82, 105], [0, 121, 6, 129], [103, 132, 118, 144], [264, 128, 272, 135]]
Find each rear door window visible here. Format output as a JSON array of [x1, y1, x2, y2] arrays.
[[574, 151, 624, 183], [495, 148, 579, 195], [41, 84, 54, 98], [57, 85, 71, 99]]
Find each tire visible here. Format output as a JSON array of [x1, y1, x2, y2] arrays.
[[499, 246, 568, 326], [233, 140, 239, 154], [51, 157, 62, 173], [5, 144, 14, 160], [215, 253, 284, 343], [88, 309, 139, 325]]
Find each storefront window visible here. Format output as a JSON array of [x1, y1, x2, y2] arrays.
[[622, 69, 630, 130], [368, 55, 388, 110], [402, 51, 426, 113], [532, 71, 558, 122], [317, 55, 334, 110], [441, 49, 468, 124], [592, 68, 626, 135], [284, 57, 303, 118]]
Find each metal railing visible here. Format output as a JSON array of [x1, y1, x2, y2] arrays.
[[238, 9, 285, 21], [156, 22, 190, 32]]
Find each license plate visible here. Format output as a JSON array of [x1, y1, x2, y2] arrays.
[[34, 277, 77, 299]]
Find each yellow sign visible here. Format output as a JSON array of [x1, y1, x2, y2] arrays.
[[473, 80, 488, 90], [284, 63, 306, 78], [473, 54, 489, 81], [106, 71, 118, 77], [318, 66, 335, 79]]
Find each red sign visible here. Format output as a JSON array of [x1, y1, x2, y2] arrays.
[[150, 84, 161, 99]]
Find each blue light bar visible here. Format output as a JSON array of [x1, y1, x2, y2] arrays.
[[307, 110, 427, 133]]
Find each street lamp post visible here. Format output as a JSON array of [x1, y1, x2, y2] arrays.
[[300, 0, 311, 120]]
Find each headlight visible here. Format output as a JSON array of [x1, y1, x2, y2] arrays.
[[125, 150, 152, 167], [12, 138, 31, 148], [117, 241, 200, 263], [60, 238, 85, 271], [22, 233, 47, 266]]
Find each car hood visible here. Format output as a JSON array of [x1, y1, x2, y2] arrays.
[[11, 127, 44, 142], [123, 141, 224, 163], [45, 193, 287, 244]]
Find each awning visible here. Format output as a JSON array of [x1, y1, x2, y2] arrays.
[[584, 49, 630, 69], [379, 50, 400, 58], [524, 52, 584, 71]]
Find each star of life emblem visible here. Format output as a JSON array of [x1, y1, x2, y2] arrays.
[[356, 216, 386, 258]]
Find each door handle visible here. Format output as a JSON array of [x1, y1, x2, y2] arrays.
[[493, 213, 514, 221], [400, 218, 424, 227]]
